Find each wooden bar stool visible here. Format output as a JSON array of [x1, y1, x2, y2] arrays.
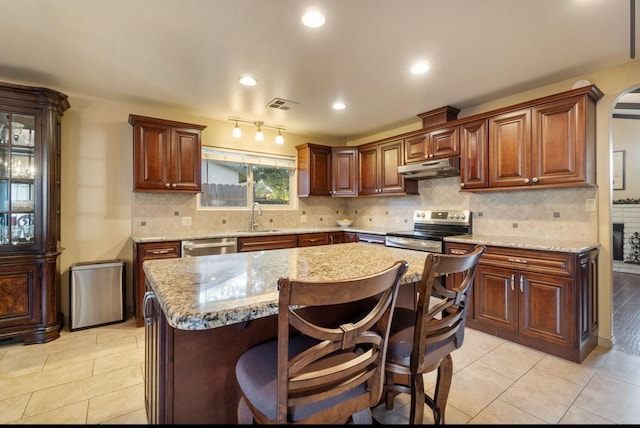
[[383, 245, 485, 424], [235, 260, 409, 424]]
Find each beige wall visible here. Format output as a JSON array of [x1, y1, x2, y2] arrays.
[[58, 58, 640, 346]]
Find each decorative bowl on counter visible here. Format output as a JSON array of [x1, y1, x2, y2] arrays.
[[337, 219, 353, 227]]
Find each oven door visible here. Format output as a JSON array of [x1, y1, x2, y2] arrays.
[[385, 235, 442, 253]]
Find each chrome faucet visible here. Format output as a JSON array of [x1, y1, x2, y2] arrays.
[[250, 202, 262, 230]]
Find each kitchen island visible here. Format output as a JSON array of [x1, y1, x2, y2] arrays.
[[142, 243, 428, 424]]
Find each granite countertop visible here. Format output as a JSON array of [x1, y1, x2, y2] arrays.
[[133, 227, 599, 253], [143, 242, 428, 331], [446, 234, 600, 253], [131, 225, 396, 243]]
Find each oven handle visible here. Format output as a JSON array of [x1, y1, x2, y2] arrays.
[[385, 236, 442, 252]]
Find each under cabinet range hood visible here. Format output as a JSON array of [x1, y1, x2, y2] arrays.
[[397, 157, 461, 180]]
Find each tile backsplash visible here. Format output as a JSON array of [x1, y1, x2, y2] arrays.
[[132, 176, 598, 242]]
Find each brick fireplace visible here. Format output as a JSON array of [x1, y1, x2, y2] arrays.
[[612, 205, 640, 274]]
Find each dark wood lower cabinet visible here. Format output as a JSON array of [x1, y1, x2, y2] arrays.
[[0, 253, 62, 344], [445, 242, 598, 363], [134, 241, 181, 327]]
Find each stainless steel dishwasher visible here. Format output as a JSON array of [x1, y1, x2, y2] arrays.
[[181, 237, 238, 257]]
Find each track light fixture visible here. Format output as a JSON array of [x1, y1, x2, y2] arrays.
[[228, 118, 286, 144], [275, 129, 284, 145], [255, 121, 264, 141], [232, 120, 242, 138]]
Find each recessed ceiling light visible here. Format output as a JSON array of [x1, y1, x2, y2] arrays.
[[332, 101, 346, 110], [238, 75, 257, 86], [302, 8, 325, 28], [410, 61, 430, 74]]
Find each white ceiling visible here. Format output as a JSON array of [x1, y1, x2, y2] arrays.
[[0, 0, 637, 139]]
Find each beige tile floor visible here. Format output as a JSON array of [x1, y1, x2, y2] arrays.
[[1, 317, 640, 424]]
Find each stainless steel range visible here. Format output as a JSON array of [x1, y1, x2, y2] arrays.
[[385, 209, 472, 253]]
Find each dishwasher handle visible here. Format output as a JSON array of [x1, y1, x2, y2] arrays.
[[182, 241, 236, 250]]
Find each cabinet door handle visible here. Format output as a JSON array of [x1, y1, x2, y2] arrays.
[[524, 178, 530, 184], [519, 275, 524, 293], [143, 291, 156, 326], [171, 183, 177, 188], [165, 183, 171, 188], [531, 177, 539, 183], [510, 274, 515, 291]]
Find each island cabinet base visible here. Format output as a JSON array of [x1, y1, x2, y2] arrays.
[[145, 290, 384, 424]]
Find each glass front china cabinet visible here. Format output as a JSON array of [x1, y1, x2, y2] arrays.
[[0, 82, 69, 344]]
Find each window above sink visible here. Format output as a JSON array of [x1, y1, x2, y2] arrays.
[[197, 147, 297, 211]]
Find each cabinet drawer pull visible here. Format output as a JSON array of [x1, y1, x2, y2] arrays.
[[450, 249, 468, 255], [151, 249, 172, 255], [508, 257, 528, 264]]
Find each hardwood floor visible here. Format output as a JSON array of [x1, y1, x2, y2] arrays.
[[612, 271, 640, 356]]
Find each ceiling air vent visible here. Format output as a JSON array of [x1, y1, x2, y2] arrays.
[[267, 97, 299, 111]]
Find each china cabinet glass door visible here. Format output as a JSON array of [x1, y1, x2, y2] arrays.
[[0, 111, 37, 248]]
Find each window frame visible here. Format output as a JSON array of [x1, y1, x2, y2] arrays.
[[197, 147, 298, 211]]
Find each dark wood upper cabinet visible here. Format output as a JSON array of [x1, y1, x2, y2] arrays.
[[459, 119, 489, 189], [296, 143, 332, 197], [129, 115, 206, 193], [331, 147, 358, 197], [488, 108, 532, 188], [359, 139, 418, 196], [532, 95, 593, 186], [404, 125, 459, 163], [482, 85, 602, 190]]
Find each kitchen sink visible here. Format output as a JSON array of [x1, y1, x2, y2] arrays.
[[237, 229, 282, 233]]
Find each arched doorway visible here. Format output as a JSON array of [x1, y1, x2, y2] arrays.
[[611, 85, 640, 355]]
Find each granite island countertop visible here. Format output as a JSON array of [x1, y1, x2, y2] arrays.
[[143, 242, 428, 331]]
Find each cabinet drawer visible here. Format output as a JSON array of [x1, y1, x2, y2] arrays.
[[297, 233, 330, 247], [446, 243, 573, 276], [238, 235, 297, 252], [140, 241, 181, 259], [480, 249, 573, 276]]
